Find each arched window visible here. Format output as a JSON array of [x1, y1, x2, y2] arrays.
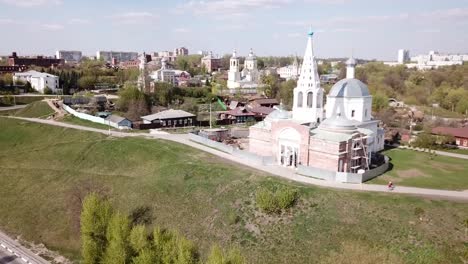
[[316, 95, 322, 108], [307, 92, 313, 108], [297, 92, 303, 107]]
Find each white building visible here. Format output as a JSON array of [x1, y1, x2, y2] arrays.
[[227, 49, 260, 94], [277, 56, 301, 80], [13, 70, 59, 94], [150, 58, 175, 84], [249, 31, 385, 177], [397, 49, 410, 64], [385, 49, 466, 70], [56, 50, 82, 63], [292, 31, 324, 124], [96, 51, 138, 63]]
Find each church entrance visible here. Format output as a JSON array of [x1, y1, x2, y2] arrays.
[[279, 144, 299, 168], [278, 128, 301, 169]]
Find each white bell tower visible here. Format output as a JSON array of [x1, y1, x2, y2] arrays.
[[292, 30, 324, 124], [227, 50, 241, 89]]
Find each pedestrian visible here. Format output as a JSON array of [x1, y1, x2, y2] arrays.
[[387, 181, 394, 190]]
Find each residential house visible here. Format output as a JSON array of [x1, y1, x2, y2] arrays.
[[106, 115, 132, 129], [432, 127, 468, 148], [141, 109, 196, 127]]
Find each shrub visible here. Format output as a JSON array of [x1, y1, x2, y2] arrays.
[[255, 185, 298, 214], [43, 87, 53, 95]]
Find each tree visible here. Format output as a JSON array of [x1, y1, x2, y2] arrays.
[[102, 212, 131, 264], [43, 87, 53, 95], [129, 225, 149, 254], [206, 245, 245, 264], [261, 74, 279, 98], [117, 84, 147, 111], [372, 93, 388, 112], [78, 76, 98, 90], [278, 79, 296, 109], [125, 98, 149, 121], [80, 193, 113, 264]]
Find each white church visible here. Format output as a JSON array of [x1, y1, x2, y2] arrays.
[[249, 30, 385, 176], [227, 49, 260, 94]]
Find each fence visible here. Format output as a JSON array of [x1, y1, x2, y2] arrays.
[[188, 133, 274, 165], [297, 156, 389, 183], [63, 104, 120, 129]]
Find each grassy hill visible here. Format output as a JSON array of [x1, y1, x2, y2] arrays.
[[14, 101, 55, 118], [0, 118, 466, 263]]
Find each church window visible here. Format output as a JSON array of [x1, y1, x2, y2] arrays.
[[297, 92, 303, 107], [351, 110, 355, 117], [316, 96, 322, 108], [307, 92, 313, 108], [365, 109, 368, 117]]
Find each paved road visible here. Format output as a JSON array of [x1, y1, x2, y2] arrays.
[[5, 116, 468, 202], [0, 249, 22, 264], [0, 230, 49, 264], [0, 105, 27, 112]]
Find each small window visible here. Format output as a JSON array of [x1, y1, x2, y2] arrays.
[[351, 110, 355, 117], [168, 120, 172, 126], [297, 92, 303, 107], [307, 92, 313, 108], [365, 109, 368, 117]]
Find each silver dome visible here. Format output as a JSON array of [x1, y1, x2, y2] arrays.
[[328, 78, 370, 97]]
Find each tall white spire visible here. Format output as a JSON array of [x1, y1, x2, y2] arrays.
[[297, 29, 320, 90], [292, 29, 324, 124]]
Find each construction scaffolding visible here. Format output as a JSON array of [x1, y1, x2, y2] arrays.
[[349, 133, 370, 173]]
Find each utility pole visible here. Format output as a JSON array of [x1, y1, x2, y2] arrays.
[[209, 100, 212, 129]]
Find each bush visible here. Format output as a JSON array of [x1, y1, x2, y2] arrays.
[[255, 185, 298, 214], [43, 87, 53, 95]]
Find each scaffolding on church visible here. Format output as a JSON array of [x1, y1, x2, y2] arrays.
[[349, 133, 370, 173]]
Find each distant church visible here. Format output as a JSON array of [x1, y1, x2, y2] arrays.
[[249, 31, 385, 174], [227, 49, 260, 94]]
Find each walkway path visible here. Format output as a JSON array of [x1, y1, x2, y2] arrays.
[[6, 116, 468, 202], [0, 105, 27, 112]]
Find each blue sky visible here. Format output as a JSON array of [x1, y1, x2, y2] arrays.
[[0, 0, 467, 60]]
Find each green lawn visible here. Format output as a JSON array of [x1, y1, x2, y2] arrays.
[[0, 118, 467, 263], [14, 101, 55, 118], [369, 148, 468, 190], [59, 115, 112, 130]]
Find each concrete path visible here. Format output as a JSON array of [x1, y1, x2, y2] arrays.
[[5, 116, 468, 202], [0, 105, 26, 112], [0, 230, 49, 264]]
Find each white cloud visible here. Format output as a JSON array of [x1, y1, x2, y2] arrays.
[[1, 0, 62, 7], [110, 12, 158, 25], [177, 0, 292, 16], [42, 23, 64, 30], [421, 8, 468, 20], [287, 33, 301, 38], [0, 18, 15, 24], [173, 27, 190, 33], [68, 18, 90, 25]]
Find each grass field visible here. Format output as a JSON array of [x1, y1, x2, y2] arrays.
[[369, 148, 468, 190], [14, 101, 55, 118], [0, 118, 467, 263], [59, 115, 112, 130]]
